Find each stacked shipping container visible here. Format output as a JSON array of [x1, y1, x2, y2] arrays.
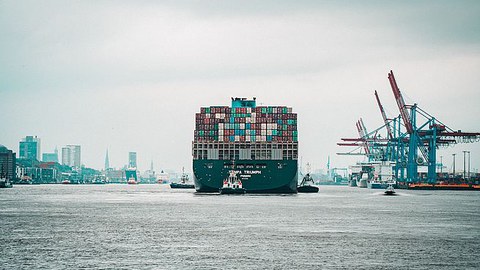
[[193, 100, 298, 161], [194, 106, 298, 143]]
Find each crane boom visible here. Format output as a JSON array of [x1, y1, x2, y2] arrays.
[[374, 90, 393, 140], [388, 70, 413, 134], [356, 119, 370, 154]]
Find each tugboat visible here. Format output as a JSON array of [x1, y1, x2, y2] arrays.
[[384, 184, 396, 196], [219, 170, 246, 194], [170, 167, 195, 189], [297, 173, 319, 193]]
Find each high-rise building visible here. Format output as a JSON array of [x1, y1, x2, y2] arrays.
[[128, 152, 137, 168], [42, 147, 59, 163], [0, 145, 16, 181], [19, 136, 41, 160], [62, 145, 81, 168]]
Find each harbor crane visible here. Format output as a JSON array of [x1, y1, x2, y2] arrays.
[[338, 71, 480, 183]]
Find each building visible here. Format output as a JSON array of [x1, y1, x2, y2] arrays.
[[105, 149, 110, 171], [42, 148, 59, 163], [62, 145, 81, 168], [19, 136, 41, 160], [128, 152, 137, 168], [0, 145, 16, 181]]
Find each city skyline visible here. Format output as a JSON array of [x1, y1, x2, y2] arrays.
[[1, 1, 479, 172]]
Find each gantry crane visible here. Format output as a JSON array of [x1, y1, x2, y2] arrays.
[[338, 70, 480, 184], [387, 70, 480, 183]]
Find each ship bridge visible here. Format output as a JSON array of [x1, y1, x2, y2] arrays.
[[231, 97, 256, 108]]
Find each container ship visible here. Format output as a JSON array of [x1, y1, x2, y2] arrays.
[[192, 97, 298, 193]]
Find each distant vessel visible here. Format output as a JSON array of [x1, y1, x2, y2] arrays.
[[127, 177, 137, 185], [349, 162, 375, 188], [219, 170, 246, 194], [297, 173, 319, 193], [126, 168, 138, 184], [193, 97, 298, 193], [157, 170, 169, 184], [0, 177, 13, 188], [367, 161, 396, 189], [62, 179, 71, 184], [384, 184, 396, 195], [170, 168, 195, 189], [357, 173, 368, 188]]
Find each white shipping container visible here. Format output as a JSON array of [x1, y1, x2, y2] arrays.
[[251, 112, 256, 118], [261, 123, 267, 129], [246, 130, 251, 135], [267, 130, 272, 135], [246, 117, 251, 123], [247, 107, 251, 113], [219, 136, 224, 142], [235, 135, 240, 141], [240, 123, 245, 129], [219, 130, 224, 135], [273, 123, 278, 129], [219, 123, 224, 128], [246, 136, 251, 142], [261, 130, 266, 135]]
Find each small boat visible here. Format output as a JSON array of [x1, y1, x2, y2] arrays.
[[297, 173, 319, 193], [127, 176, 138, 185], [0, 177, 13, 188], [219, 170, 246, 194], [384, 184, 396, 195], [170, 168, 195, 189], [126, 167, 138, 184], [62, 179, 71, 184]]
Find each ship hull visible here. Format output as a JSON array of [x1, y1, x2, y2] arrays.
[[367, 181, 387, 189], [297, 185, 319, 193], [193, 159, 297, 193], [170, 183, 195, 189]]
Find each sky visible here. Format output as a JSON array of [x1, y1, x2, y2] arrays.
[[1, 0, 480, 174]]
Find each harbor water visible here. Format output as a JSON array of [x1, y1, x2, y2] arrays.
[[0, 185, 478, 269]]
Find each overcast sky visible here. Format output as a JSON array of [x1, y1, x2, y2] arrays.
[[1, 0, 479, 173]]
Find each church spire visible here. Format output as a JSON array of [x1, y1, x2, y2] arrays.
[[105, 148, 110, 170]]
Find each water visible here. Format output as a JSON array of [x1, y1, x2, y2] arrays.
[[1, 185, 478, 269]]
